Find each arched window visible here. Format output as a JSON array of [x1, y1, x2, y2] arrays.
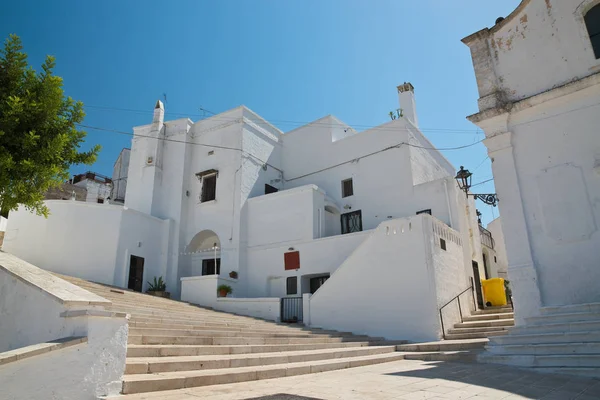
[[585, 4, 600, 58]]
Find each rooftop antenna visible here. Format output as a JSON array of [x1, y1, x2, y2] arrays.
[[163, 93, 167, 105]]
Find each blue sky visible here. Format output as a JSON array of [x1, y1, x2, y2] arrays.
[[2, 0, 521, 225]]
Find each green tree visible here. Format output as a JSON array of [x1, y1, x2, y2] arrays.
[[0, 34, 100, 217]]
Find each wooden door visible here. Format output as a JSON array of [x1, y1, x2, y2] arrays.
[[472, 261, 484, 309]]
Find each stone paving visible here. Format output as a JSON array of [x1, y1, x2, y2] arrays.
[[113, 359, 600, 400]]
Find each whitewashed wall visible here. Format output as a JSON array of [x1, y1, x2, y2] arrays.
[[487, 217, 508, 278], [0, 216, 7, 232], [3, 201, 170, 293], [308, 215, 443, 341], [246, 229, 370, 298], [112, 148, 130, 203], [0, 253, 127, 399], [464, 0, 600, 317]]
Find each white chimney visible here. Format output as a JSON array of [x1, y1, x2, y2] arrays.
[[397, 82, 418, 128], [153, 100, 164, 125]]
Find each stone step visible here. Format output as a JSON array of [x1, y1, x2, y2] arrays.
[[121, 352, 406, 394], [462, 312, 514, 322], [486, 342, 600, 355], [490, 331, 600, 346], [479, 353, 600, 368], [400, 350, 480, 363], [473, 307, 513, 315], [125, 346, 397, 374], [510, 320, 600, 335], [128, 321, 319, 334], [444, 330, 508, 340], [129, 316, 285, 329], [128, 328, 345, 339], [526, 311, 600, 326], [447, 326, 510, 334], [531, 367, 600, 379], [396, 338, 488, 352], [454, 319, 514, 329], [541, 302, 600, 316], [126, 342, 377, 357], [128, 335, 380, 346]]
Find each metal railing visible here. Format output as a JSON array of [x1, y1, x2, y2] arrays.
[[281, 297, 303, 323], [439, 278, 476, 340], [479, 225, 495, 249]]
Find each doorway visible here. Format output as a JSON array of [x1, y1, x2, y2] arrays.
[[128, 255, 145, 292], [472, 261, 484, 309], [309, 275, 329, 294]]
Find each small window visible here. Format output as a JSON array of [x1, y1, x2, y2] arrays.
[[494, 256, 497, 263], [585, 4, 600, 59], [286, 277, 297, 295], [265, 184, 278, 195], [97, 198, 104, 204], [416, 209, 432, 216], [201, 174, 217, 202], [341, 178, 353, 198], [202, 258, 221, 275], [440, 238, 447, 251]]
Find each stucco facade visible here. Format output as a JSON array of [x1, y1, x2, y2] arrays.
[[463, 0, 600, 323], [4, 85, 496, 340]]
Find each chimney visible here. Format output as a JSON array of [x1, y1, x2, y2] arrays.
[[153, 100, 165, 125], [397, 82, 418, 128]]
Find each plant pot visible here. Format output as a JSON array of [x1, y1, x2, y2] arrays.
[[147, 291, 171, 299], [229, 272, 238, 279], [218, 289, 229, 298]]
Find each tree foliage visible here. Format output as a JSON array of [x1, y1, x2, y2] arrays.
[[0, 34, 100, 216]]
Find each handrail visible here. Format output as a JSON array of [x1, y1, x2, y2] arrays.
[[439, 278, 476, 340]]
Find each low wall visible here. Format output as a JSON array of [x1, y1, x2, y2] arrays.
[[308, 215, 443, 342], [181, 275, 280, 321], [3, 201, 171, 293], [216, 298, 280, 322], [0, 252, 128, 399]]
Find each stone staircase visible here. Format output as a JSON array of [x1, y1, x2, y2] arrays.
[[479, 302, 600, 378], [396, 306, 515, 362], [57, 275, 407, 395]]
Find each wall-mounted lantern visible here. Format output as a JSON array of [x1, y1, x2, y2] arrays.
[[455, 166, 499, 207]]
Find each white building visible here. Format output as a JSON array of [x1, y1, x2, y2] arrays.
[[463, 0, 600, 369], [3, 84, 499, 341], [72, 171, 113, 204], [111, 148, 130, 204]]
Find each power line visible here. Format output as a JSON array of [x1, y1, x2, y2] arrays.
[[473, 156, 489, 172], [471, 178, 494, 187], [78, 122, 484, 182], [83, 104, 484, 135]]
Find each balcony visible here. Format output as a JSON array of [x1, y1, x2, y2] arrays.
[[479, 225, 495, 249]]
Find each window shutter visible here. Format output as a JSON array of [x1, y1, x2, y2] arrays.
[[284, 251, 300, 270]]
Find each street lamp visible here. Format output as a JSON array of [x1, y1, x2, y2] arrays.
[[455, 166, 499, 207]]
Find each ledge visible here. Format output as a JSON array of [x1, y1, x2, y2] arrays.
[[217, 297, 279, 303], [60, 309, 129, 319], [0, 336, 87, 367], [0, 252, 111, 307]]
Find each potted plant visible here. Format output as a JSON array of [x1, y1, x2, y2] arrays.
[[229, 271, 238, 279], [217, 284, 232, 298], [146, 276, 170, 298]]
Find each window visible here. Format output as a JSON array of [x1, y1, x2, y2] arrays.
[[201, 174, 217, 202], [416, 209, 432, 216], [494, 256, 497, 263], [341, 210, 362, 234], [97, 198, 104, 204], [202, 258, 221, 275], [585, 4, 600, 59], [286, 277, 297, 295], [440, 238, 447, 251], [341, 178, 353, 198], [265, 184, 278, 195]]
